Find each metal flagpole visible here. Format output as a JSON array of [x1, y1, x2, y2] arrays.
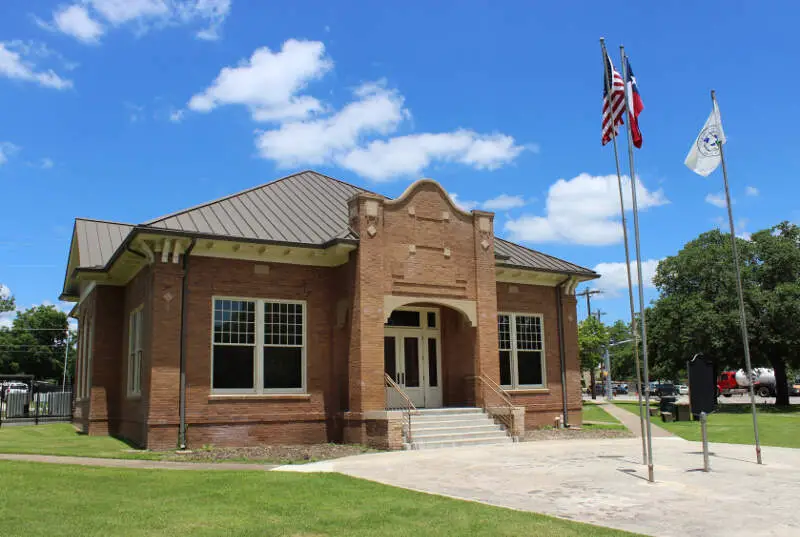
[[712, 90, 762, 464], [599, 38, 647, 465], [620, 45, 654, 482]]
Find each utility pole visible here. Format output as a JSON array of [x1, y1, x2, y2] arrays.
[[595, 310, 607, 323], [576, 288, 602, 319]]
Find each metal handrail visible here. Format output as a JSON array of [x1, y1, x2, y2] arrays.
[[468, 374, 515, 435], [385, 373, 417, 444]]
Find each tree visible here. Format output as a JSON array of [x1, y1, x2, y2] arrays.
[[0, 305, 74, 381], [608, 319, 639, 381], [0, 284, 14, 313], [578, 316, 609, 400], [648, 223, 800, 406]]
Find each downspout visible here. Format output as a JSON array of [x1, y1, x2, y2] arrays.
[[556, 276, 572, 428], [178, 239, 196, 450]]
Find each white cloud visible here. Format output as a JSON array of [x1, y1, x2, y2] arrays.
[[337, 131, 521, 182], [0, 284, 10, 299], [504, 173, 668, 246], [189, 39, 332, 122], [40, 0, 231, 43], [0, 142, 20, 165], [481, 194, 526, 211], [450, 193, 478, 211], [745, 186, 759, 197], [169, 109, 184, 122], [0, 42, 73, 89], [53, 5, 105, 44], [40, 158, 54, 169], [256, 82, 407, 167], [593, 259, 661, 297], [705, 192, 727, 208], [190, 39, 526, 181]]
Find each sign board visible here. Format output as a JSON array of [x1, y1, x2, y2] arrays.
[[688, 354, 717, 416]]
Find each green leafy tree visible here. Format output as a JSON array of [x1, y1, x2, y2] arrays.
[[0, 284, 14, 313], [578, 316, 609, 399], [0, 305, 74, 381], [608, 319, 640, 381], [648, 222, 800, 406]]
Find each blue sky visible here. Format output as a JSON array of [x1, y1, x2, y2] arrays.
[[1, 1, 798, 328]]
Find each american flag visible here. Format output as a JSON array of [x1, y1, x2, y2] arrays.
[[602, 52, 625, 146]]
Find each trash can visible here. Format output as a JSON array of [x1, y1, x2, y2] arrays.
[[659, 395, 677, 417], [675, 404, 691, 422]]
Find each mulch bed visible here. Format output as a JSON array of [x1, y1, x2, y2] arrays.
[[523, 427, 633, 442], [156, 444, 375, 464]]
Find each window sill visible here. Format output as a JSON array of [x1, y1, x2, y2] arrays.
[[505, 388, 550, 395], [208, 393, 311, 402], [126, 393, 142, 400]]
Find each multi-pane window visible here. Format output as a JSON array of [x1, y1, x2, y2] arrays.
[[497, 313, 546, 388], [78, 314, 94, 399], [127, 307, 143, 396], [211, 298, 305, 394]]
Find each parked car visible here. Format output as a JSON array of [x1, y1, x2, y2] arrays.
[[652, 383, 676, 397], [789, 379, 800, 397], [613, 383, 629, 395], [676, 384, 689, 395]]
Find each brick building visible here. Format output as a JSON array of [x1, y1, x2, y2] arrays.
[[60, 171, 597, 450]]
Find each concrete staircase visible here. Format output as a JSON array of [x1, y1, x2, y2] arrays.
[[406, 407, 513, 450]]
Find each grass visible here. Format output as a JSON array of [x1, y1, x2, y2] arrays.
[[614, 402, 800, 448], [581, 402, 627, 430], [0, 424, 372, 464], [0, 461, 641, 537], [0, 424, 161, 460]]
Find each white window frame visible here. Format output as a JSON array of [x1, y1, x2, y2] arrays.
[[127, 305, 144, 397], [210, 296, 307, 395], [498, 312, 547, 389]]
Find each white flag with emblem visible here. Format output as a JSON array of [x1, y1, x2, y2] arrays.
[[685, 101, 726, 177]]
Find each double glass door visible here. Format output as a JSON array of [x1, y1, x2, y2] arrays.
[[384, 328, 441, 408]]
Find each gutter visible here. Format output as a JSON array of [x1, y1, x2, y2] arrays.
[[178, 238, 197, 450], [555, 276, 572, 428]]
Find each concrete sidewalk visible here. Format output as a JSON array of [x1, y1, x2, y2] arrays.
[[600, 402, 674, 437], [279, 438, 800, 537], [0, 453, 275, 471]]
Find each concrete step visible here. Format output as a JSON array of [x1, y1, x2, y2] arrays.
[[406, 407, 512, 450], [411, 421, 503, 433], [412, 412, 492, 423], [413, 429, 510, 442], [412, 435, 513, 450]]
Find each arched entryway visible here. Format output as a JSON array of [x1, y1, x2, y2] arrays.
[[383, 300, 477, 409]]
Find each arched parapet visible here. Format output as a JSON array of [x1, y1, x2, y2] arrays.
[[383, 295, 477, 327]]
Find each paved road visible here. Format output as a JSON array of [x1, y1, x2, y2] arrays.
[[280, 439, 800, 537]]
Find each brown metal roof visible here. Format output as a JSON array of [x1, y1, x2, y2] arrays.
[[69, 170, 595, 277], [144, 170, 371, 245], [494, 237, 597, 277], [75, 219, 133, 268]]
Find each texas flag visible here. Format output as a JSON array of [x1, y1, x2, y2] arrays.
[[625, 58, 644, 148]]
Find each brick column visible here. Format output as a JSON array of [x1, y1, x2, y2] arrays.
[[146, 262, 185, 449], [347, 194, 387, 417], [88, 286, 124, 436], [471, 211, 500, 405]]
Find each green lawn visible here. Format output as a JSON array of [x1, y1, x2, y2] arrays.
[[0, 461, 640, 537], [614, 402, 800, 448], [0, 423, 161, 459], [581, 403, 627, 430]]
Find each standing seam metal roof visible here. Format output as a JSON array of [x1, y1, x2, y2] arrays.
[[71, 170, 596, 277]]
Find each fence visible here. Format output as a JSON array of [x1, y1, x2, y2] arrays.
[[0, 387, 73, 427]]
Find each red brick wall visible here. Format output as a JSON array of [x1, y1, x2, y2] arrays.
[[173, 255, 341, 448], [117, 266, 151, 447], [87, 285, 125, 436], [496, 282, 582, 428], [441, 308, 476, 406]]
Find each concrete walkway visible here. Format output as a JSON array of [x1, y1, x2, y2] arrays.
[[278, 438, 800, 537], [0, 453, 275, 471], [601, 402, 675, 437]]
